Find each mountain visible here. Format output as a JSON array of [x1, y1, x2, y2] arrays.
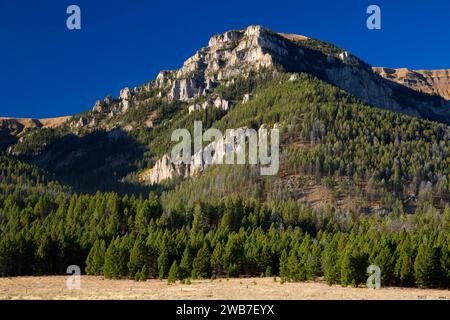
[[0, 116, 69, 149], [149, 25, 449, 122], [373, 67, 450, 100], [2, 25, 450, 197]]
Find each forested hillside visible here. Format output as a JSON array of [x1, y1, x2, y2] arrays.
[[1, 72, 449, 288], [0, 153, 449, 287]]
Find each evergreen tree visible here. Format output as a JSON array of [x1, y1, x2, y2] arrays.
[[373, 239, 396, 285], [128, 236, 147, 278], [86, 240, 106, 276], [168, 261, 179, 284], [157, 243, 170, 279], [322, 240, 340, 285], [279, 250, 288, 281], [340, 245, 368, 287], [211, 242, 225, 276], [440, 242, 450, 288], [286, 252, 300, 281], [394, 241, 415, 287], [103, 237, 128, 279], [414, 241, 440, 288], [140, 265, 148, 281], [179, 245, 193, 279], [191, 203, 205, 241], [192, 243, 211, 279]]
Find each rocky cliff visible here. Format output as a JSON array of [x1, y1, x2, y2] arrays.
[[143, 25, 449, 123], [139, 126, 267, 184]]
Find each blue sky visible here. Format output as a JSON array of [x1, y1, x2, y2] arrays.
[[0, 0, 449, 118]]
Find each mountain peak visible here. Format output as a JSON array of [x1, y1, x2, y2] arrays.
[[144, 25, 450, 123], [152, 25, 286, 102]]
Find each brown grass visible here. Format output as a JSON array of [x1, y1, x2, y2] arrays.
[[0, 276, 448, 300]]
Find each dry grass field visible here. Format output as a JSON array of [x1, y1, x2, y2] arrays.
[[0, 276, 448, 300]]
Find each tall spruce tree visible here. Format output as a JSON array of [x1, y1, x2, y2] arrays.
[[192, 243, 211, 279], [168, 261, 179, 284], [86, 240, 106, 275]]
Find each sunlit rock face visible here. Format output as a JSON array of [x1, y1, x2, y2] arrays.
[[374, 67, 450, 100]]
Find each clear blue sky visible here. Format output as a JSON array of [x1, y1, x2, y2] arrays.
[[0, 0, 449, 118]]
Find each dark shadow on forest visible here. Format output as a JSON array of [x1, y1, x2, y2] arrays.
[[20, 128, 156, 196]]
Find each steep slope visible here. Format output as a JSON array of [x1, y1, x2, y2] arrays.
[[157, 74, 450, 214], [374, 67, 450, 100], [0, 116, 69, 149], [148, 25, 450, 123]]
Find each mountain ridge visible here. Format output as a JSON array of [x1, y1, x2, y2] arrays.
[[2, 25, 450, 125], [2, 25, 450, 193], [373, 67, 450, 100]]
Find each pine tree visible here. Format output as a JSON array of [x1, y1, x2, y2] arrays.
[[179, 245, 193, 279], [307, 240, 322, 279], [192, 243, 211, 279], [396, 250, 414, 286], [85, 240, 106, 275], [157, 244, 170, 279], [191, 203, 205, 241], [134, 269, 141, 281], [168, 261, 179, 284], [135, 201, 150, 234], [128, 236, 147, 278], [279, 250, 288, 281], [211, 242, 225, 276], [440, 242, 450, 288], [139, 265, 148, 281], [373, 239, 396, 285], [340, 245, 368, 287], [394, 242, 415, 287], [286, 252, 299, 281], [103, 238, 128, 279], [223, 232, 244, 276], [322, 240, 339, 285]]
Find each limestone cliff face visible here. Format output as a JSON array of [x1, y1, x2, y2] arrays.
[[373, 67, 450, 100], [145, 25, 449, 123], [59, 25, 448, 129], [140, 126, 261, 185], [152, 26, 282, 102]]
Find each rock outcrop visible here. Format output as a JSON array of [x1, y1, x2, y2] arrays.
[[140, 125, 274, 185], [119, 87, 133, 112], [151, 26, 287, 103], [92, 100, 104, 113], [188, 97, 231, 114]]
